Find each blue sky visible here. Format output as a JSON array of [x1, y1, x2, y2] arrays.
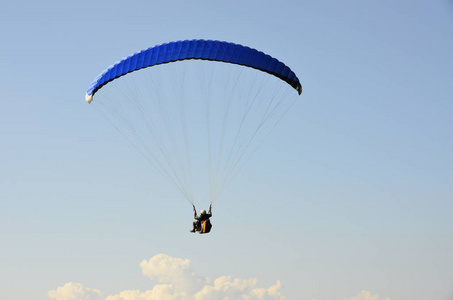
[[1, 0, 452, 299]]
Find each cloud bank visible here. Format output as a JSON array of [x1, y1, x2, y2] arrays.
[[48, 254, 391, 300], [48, 254, 285, 300]]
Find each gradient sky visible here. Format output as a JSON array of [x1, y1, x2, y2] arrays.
[[1, 0, 452, 299]]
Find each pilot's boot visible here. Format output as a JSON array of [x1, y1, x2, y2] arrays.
[[190, 222, 196, 233]]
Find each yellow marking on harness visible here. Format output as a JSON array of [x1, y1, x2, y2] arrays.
[[201, 220, 207, 233]]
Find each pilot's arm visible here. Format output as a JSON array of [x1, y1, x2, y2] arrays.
[[193, 205, 198, 218]]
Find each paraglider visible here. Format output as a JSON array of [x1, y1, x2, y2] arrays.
[[85, 40, 302, 233], [190, 205, 212, 234]]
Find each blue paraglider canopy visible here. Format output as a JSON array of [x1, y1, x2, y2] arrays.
[[85, 39, 302, 103]]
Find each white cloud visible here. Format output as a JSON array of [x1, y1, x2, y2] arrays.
[[104, 284, 187, 300], [343, 290, 391, 300], [48, 282, 102, 300], [48, 254, 285, 300], [140, 254, 207, 295]]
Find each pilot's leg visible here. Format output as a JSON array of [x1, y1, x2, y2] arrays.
[[190, 221, 197, 233]]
